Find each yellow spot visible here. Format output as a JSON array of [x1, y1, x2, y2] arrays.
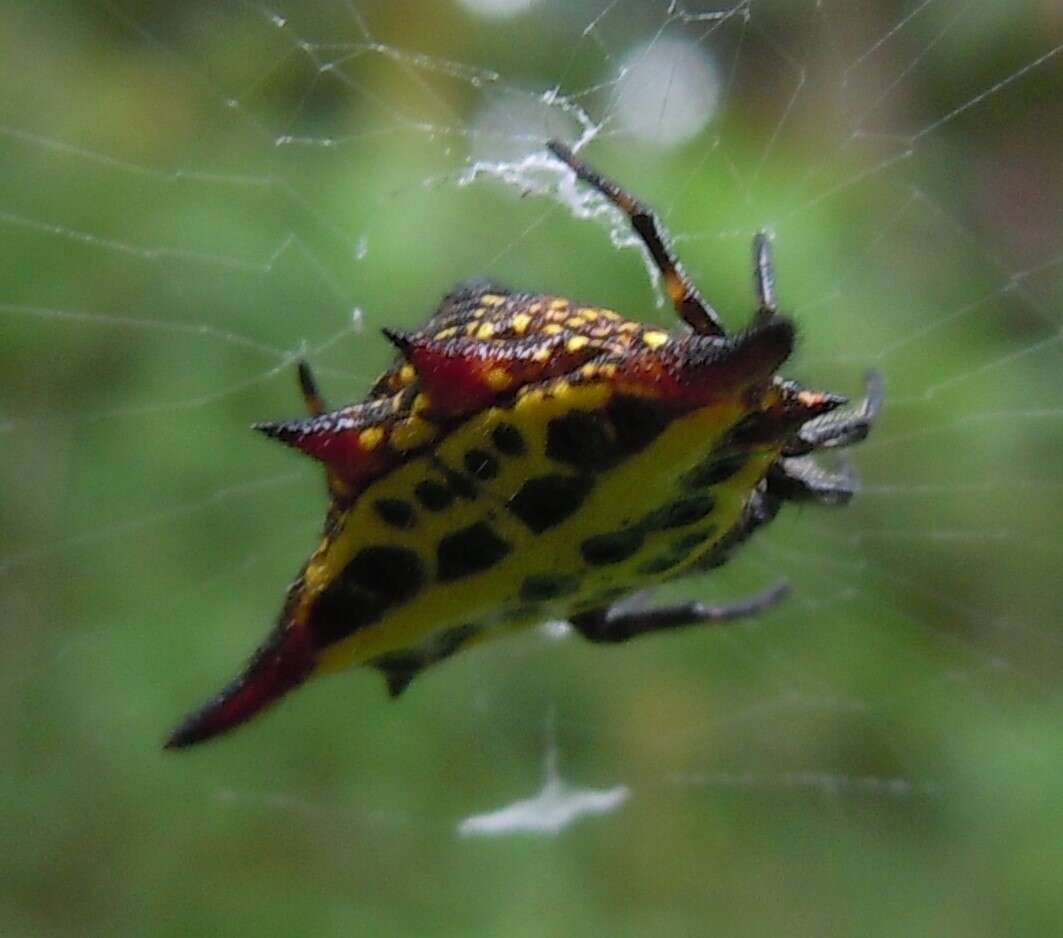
[[642, 330, 669, 349], [599, 363, 618, 378], [567, 335, 590, 353], [566, 317, 586, 329], [435, 327, 457, 340], [549, 298, 569, 312], [580, 363, 598, 379], [542, 323, 563, 336], [390, 416, 437, 451], [398, 364, 416, 385], [532, 346, 552, 362], [527, 301, 542, 313], [359, 427, 385, 451], [599, 309, 620, 320], [512, 313, 531, 334], [476, 322, 495, 340], [472, 307, 485, 318], [485, 368, 512, 391], [579, 308, 599, 321], [480, 293, 505, 306], [618, 321, 639, 333], [413, 393, 430, 413]]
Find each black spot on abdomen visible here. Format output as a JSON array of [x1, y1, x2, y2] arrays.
[[682, 451, 747, 489], [508, 473, 594, 533], [545, 410, 622, 471], [464, 449, 499, 480], [435, 462, 479, 500], [373, 498, 417, 529], [580, 528, 645, 565], [606, 395, 672, 454], [415, 480, 454, 511], [491, 422, 526, 456], [370, 623, 481, 698], [520, 573, 581, 601], [638, 526, 718, 574], [644, 494, 716, 530], [545, 397, 672, 474], [637, 553, 683, 575], [342, 547, 424, 601], [673, 528, 718, 552], [437, 522, 512, 581], [312, 546, 426, 644]]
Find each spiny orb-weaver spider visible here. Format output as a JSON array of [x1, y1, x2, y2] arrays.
[[166, 141, 882, 748]]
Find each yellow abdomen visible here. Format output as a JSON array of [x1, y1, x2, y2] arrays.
[[309, 380, 779, 673]]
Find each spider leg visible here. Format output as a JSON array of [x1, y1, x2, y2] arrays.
[[547, 140, 726, 337], [570, 582, 790, 644], [768, 456, 858, 505], [753, 230, 778, 320], [290, 360, 350, 501], [694, 375, 879, 575], [787, 371, 884, 455], [297, 360, 327, 417]]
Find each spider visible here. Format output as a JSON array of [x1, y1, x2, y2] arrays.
[[166, 140, 881, 748]]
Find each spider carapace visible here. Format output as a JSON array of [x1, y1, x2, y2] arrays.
[[166, 141, 881, 748]]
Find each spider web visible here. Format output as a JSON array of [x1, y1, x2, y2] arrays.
[[4, 1, 1062, 934]]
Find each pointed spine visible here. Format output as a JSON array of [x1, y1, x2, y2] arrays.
[[164, 600, 316, 749]]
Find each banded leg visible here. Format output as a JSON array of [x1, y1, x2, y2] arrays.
[[753, 230, 778, 321], [570, 582, 789, 644], [760, 371, 884, 509], [768, 457, 857, 506], [293, 360, 346, 501], [788, 371, 884, 455], [297, 360, 327, 416], [547, 139, 726, 337]]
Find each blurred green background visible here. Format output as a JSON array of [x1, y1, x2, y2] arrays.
[[3, 1, 1063, 936]]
